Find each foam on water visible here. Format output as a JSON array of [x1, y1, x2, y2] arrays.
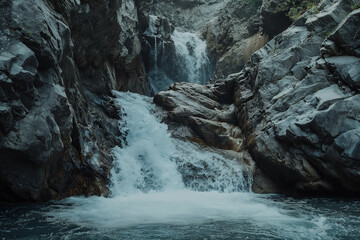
[[48, 191, 290, 229]]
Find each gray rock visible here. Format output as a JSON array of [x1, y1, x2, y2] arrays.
[[328, 8, 360, 57], [202, 0, 266, 78], [233, 0, 359, 194], [325, 56, 360, 91], [154, 80, 278, 193], [0, 104, 13, 134], [335, 128, 360, 160]]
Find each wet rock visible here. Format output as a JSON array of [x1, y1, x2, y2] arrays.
[[252, 168, 282, 194], [154, 79, 242, 151], [154, 80, 278, 193], [328, 8, 360, 57], [202, 0, 266, 78], [335, 128, 360, 161], [202, 0, 296, 79], [325, 56, 360, 91], [0, 104, 13, 134]]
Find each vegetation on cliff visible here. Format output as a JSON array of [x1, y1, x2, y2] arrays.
[[285, 0, 321, 20]]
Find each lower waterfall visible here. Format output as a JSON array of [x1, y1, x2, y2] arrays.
[[34, 91, 359, 240], [49, 91, 258, 228], [110, 91, 252, 195]]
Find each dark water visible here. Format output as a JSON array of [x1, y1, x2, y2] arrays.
[[1, 195, 359, 240]]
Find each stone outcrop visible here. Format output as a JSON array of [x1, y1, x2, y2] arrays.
[[0, 0, 149, 203], [155, 0, 360, 195], [154, 80, 280, 193]]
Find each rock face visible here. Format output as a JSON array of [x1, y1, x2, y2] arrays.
[[0, 0, 149, 203], [202, 0, 295, 79], [155, 0, 360, 195], [202, 0, 266, 78]]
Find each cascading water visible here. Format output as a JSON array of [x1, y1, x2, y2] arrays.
[[171, 30, 211, 85], [144, 15, 213, 93], [45, 91, 263, 228], [110, 91, 252, 196]]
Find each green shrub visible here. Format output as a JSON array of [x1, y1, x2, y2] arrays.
[[351, 2, 360, 11], [286, 0, 321, 21]]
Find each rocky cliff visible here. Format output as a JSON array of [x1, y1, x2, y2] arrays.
[[0, 0, 150, 203], [155, 0, 360, 195]]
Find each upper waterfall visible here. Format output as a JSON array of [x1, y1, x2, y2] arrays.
[[172, 30, 212, 85], [143, 15, 213, 94]]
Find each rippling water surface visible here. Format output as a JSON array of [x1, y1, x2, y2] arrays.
[[1, 196, 360, 239]]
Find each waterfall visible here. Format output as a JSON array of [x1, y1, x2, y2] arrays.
[[44, 91, 343, 240], [171, 30, 212, 85], [143, 17, 213, 93], [110, 91, 252, 196], [47, 91, 265, 227]]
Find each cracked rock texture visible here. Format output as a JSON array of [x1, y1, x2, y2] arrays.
[[155, 0, 360, 195]]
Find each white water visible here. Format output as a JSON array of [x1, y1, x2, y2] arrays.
[[44, 92, 342, 239], [143, 15, 159, 38], [171, 30, 211, 85], [110, 91, 252, 195], [146, 26, 212, 93]]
